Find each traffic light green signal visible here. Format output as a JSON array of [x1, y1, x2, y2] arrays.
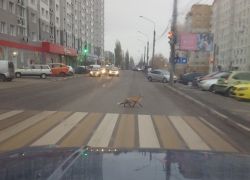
[[84, 45, 88, 54]]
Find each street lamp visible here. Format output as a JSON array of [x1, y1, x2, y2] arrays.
[[138, 39, 146, 70], [140, 16, 156, 70], [138, 31, 149, 70]]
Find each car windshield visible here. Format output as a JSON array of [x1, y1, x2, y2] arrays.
[[2, 0, 250, 178]]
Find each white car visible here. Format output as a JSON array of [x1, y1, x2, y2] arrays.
[[109, 67, 119, 76], [15, 65, 52, 79], [147, 69, 178, 83], [0, 60, 15, 81], [67, 65, 75, 76], [199, 79, 218, 92]]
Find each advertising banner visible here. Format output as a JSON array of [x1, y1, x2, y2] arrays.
[[197, 34, 213, 51], [180, 34, 197, 51]]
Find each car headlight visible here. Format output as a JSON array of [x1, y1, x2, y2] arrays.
[[109, 71, 112, 74], [116, 71, 119, 74], [238, 87, 249, 91], [102, 70, 105, 73], [90, 71, 93, 74], [97, 72, 99, 74]]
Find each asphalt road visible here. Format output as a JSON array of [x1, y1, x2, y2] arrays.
[[0, 70, 250, 153]]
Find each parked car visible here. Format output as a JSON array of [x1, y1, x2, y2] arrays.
[[179, 72, 207, 86], [133, 67, 139, 71], [147, 67, 152, 73], [109, 67, 119, 76], [147, 69, 178, 83], [198, 72, 231, 89], [67, 65, 75, 76], [215, 71, 250, 96], [0, 60, 15, 82], [198, 71, 228, 84], [49, 63, 69, 77], [15, 65, 52, 79], [90, 67, 101, 77], [75, 66, 91, 74], [230, 84, 250, 100]]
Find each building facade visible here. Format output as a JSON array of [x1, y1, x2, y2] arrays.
[[0, 0, 104, 68], [104, 51, 114, 64], [184, 4, 212, 73], [211, 0, 250, 72]]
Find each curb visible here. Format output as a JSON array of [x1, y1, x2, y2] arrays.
[[51, 75, 88, 82], [165, 84, 250, 137]]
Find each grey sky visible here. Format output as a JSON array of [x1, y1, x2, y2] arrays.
[[104, 0, 214, 64]]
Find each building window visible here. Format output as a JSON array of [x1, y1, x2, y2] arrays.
[[56, 30, 59, 36], [10, 24, 15, 36], [56, 17, 59, 24], [18, 26, 25, 35], [32, 32, 36, 41], [46, 25, 49, 32], [0, 0, 6, 9], [30, 0, 35, 5], [56, 4, 59, 11], [9, 1, 14, 13], [42, 8, 44, 16], [42, 23, 45, 31], [17, 6, 25, 17], [0, 21, 7, 34], [31, 13, 36, 23], [46, 10, 48, 18]]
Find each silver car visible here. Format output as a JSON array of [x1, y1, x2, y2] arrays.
[[147, 70, 178, 83]]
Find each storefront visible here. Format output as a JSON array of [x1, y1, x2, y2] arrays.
[[42, 42, 77, 66], [77, 50, 98, 66]]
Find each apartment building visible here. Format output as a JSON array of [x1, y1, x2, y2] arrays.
[[0, 0, 104, 68], [211, 0, 250, 72], [184, 4, 212, 73]]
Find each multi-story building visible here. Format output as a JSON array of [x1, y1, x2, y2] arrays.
[[0, 0, 104, 68], [211, 0, 250, 72], [184, 4, 212, 73], [104, 51, 114, 64]]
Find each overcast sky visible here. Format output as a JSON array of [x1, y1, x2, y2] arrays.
[[104, 0, 214, 64]]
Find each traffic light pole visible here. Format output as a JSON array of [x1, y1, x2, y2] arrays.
[[152, 30, 156, 70], [213, 43, 216, 72], [169, 0, 178, 86], [147, 41, 149, 71]]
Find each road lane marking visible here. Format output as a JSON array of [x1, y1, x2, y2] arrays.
[[169, 116, 210, 151], [138, 115, 160, 148], [0, 110, 24, 121], [153, 115, 184, 149], [183, 116, 238, 152], [31, 112, 87, 146], [0, 110, 39, 131], [0, 112, 71, 151], [87, 113, 118, 147], [0, 111, 56, 143], [113, 114, 135, 148], [59, 113, 102, 147]]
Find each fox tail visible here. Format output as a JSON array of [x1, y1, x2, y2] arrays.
[[118, 101, 125, 105]]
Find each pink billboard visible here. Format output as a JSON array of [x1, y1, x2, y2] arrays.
[[180, 33, 197, 51]]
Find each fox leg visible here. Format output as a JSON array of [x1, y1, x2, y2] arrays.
[[133, 102, 136, 107], [138, 102, 143, 107]]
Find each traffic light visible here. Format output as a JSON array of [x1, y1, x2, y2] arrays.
[[84, 45, 88, 54], [168, 32, 173, 45], [210, 58, 214, 63]]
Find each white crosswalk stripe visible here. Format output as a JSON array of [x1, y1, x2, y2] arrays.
[[88, 113, 119, 147], [31, 112, 87, 146], [0, 110, 24, 121], [169, 116, 211, 150], [138, 115, 160, 148], [0, 111, 56, 143]]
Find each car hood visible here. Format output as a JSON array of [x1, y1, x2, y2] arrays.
[[1, 146, 250, 180], [234, 84, 250, 88]]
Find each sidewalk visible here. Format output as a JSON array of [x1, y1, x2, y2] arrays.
[[165, 83, 250, 136]]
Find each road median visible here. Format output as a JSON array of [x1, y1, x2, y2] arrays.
[[165, 84, 250, 137]]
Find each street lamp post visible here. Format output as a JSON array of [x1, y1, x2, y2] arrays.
[[138, 39, 146, 70], [138, 31, 149, 71], [140, 16, 156, 70]]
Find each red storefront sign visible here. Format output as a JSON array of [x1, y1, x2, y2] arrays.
[[42, 42, 77, 57], [0, 47, 2, 52]]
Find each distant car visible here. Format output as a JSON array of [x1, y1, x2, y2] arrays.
[[49, 63, 69, 77], [67, 66, 75, 76], [75, 66, 91, 74], [15, 65, 52, 79], [147, 69, 178, 83], [90, 67, 101, 77], [109, 67, 119, 76], [0, 60, 15, 82], [230, 84, 250, 100], [215, 71, 250, 96], [133, 68, 139, 71], [179, 72, 207, 86]]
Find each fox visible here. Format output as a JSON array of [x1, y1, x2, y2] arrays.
[[118, 94, 144, 108]]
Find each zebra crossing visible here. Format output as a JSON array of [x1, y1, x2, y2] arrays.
[[0, 110, 240, 152]]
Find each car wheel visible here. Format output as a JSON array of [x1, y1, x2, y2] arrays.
[[148, 77, 152, 82], [209, 85, 215, 92], [225, 87, 232, 97], [60, 72, 66, 77], [40, 73, 47, 79], [16, 72, 21, 78], [7, 79, 13, 82], [0, 75, 6, 82], [69, 72, 73, 76], [163, 78, 168, 83], [187, 81, 193, 86]]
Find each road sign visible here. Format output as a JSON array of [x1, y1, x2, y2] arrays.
[[169, 57, 188, 64]]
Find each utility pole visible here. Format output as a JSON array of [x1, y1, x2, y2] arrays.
[[147, 41, 149, 71], [152, 30, 156, 70], [169, 0, 178, 85], [213, 43, 216, 72], [144, 46, 146, 70]]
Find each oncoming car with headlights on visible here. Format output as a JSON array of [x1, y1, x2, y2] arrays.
[[89, 67, 101, 77], [109, 67, 119, 76], [101, 67, 107, 75]]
